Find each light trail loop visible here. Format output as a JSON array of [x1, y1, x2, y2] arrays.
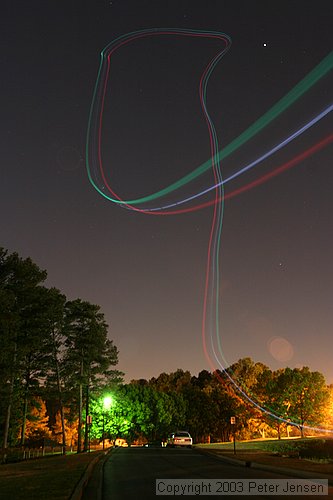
[[86, 30, 333, 433]]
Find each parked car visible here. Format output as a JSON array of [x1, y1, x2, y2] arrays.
[[167, 431, 192, 448]]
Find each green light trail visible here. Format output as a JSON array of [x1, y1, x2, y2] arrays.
[[125, 50, 333, 205], [86, 31, 332, 206]]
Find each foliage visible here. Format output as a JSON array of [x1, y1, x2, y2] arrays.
[[1, 245, 331, 451], [24, 398, 51, 441], [88, 384, 186, 445], [255, 367, 330, 437], [0, 248, 48, 449], [278, 367, 329, 431], [0, 247, 122, 453], [264, 438, 333, 460], [51, 410, 78, 449]]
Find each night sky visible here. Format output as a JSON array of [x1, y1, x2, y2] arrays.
[[2, 1, 332, 383]]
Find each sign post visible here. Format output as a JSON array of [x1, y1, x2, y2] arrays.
[[230, 416, 236, 455]]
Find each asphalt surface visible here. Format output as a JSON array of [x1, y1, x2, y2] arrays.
[[82, 446, 332, 499]]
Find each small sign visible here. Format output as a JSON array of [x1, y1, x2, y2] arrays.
[[86, 415, 92, 424], [230, 416, 236, 424]]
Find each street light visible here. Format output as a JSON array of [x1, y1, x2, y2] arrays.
[[102, 395, 113, 450]]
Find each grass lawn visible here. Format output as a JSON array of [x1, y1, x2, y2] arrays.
[[0, 450, 104, 500], [196, 436, 307, 450], [196, 436, 333, 452]]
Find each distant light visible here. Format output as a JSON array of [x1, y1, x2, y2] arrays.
[[263, 43, 267, 47]]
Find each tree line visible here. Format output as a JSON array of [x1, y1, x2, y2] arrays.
[[1, 247, 332, 456], [0, 247, 122, 459], [93, 361, 332, 446]]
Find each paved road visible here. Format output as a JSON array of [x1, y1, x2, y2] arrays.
[[82, 446, 330, 499]]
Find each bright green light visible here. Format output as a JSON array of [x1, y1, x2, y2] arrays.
[[103, 396, 113, 410]]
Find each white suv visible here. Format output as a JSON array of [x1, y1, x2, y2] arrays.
[[167, 431, 192, 448]]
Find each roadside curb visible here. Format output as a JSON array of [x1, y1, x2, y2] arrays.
[[250, 461, 333, 486], [195, 448, 333, 486], [70, 449, 113, 500]]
